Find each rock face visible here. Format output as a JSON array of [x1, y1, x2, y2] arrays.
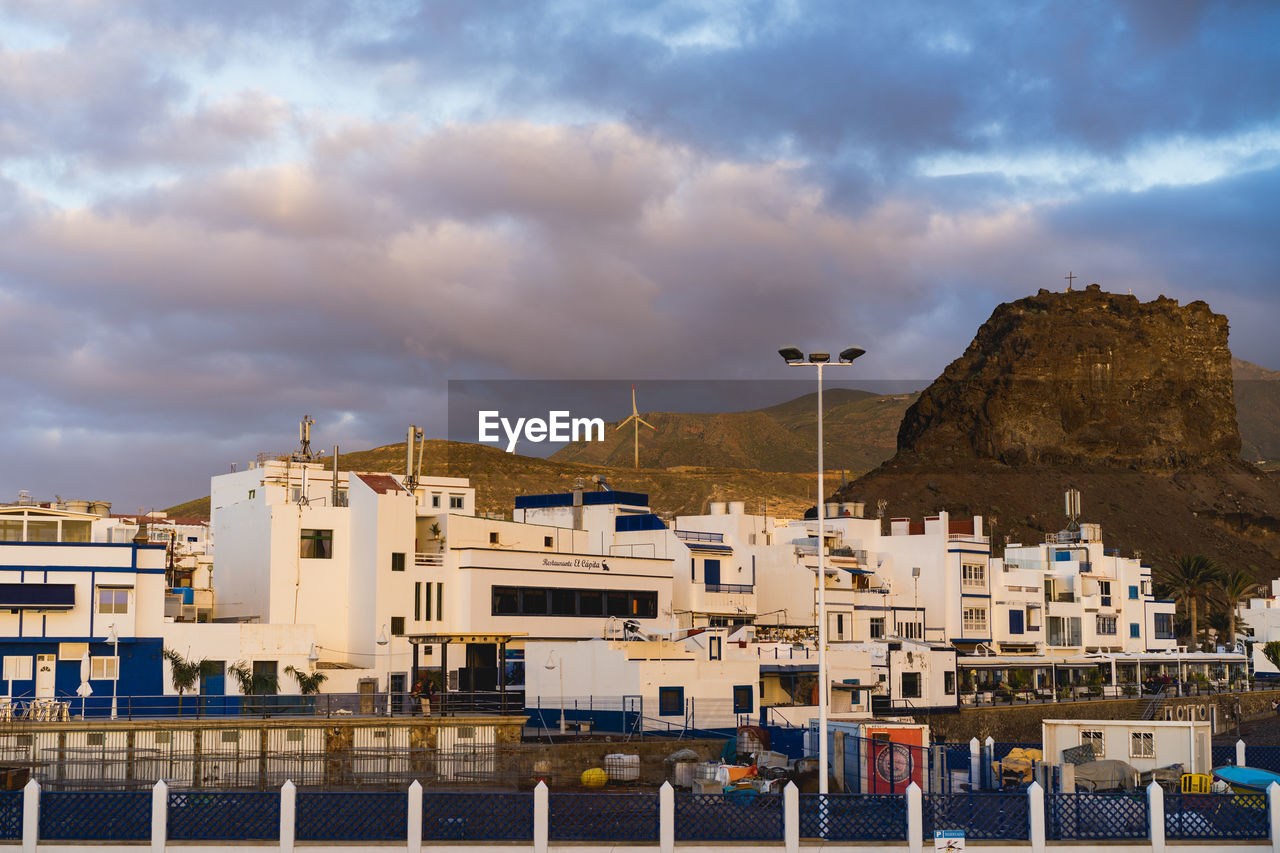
[[896, 285, 1240, 468]]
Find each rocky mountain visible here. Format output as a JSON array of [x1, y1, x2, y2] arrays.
[[835, 286, 1280, 577], [1234, 358, 1280, 468]]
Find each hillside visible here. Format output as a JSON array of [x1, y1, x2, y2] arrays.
[[1234, 358, 1280, 466], [836, 287, 1280, 577], [550, 388, 915, 473]]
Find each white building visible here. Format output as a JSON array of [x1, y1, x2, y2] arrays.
[[1043, 718, 1212, 775]]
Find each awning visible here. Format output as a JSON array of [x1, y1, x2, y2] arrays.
[[0, 582, 75, 609]]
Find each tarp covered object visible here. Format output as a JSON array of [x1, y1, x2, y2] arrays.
[[1073, 759, 1139, 792]]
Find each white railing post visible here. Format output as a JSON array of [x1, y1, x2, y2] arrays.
[[907, 781, 923, 853], [533, 780, 548, 853], [151, 779, 167, 853], [1028, 780, 1045, 853], [1148, 780, 1165, 853], [784, 781, 799, 853], [1268, 782, 1280, 853], [407, 780, 423, 853], [21, 778, 38, 853], [280, 780, 296, 853], [1239, 739, 1248, 767], [660, 781, 675, 853], [969, 737, 981, 791]]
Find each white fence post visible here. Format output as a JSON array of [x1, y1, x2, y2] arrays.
[[533, 780, 548, 853], [151, 779, 167, 853], [280, 779, 296, 853], [407, 780, 423, 853], [1268, 781, 1280, 853], [1028, 780, 1045, 853], [1239, 739, 1248, 767], [1148, 781, 1165, 853], [984, 736, 995, 790], [659, 781, 675, 853], [784, 781, 799, 853], [21, 778, 38, 853], [969, 738, 981, 791], [907, 781, 923, 853]]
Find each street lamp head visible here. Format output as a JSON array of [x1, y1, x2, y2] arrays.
[[377, 626, 388, 646], [838, 346, 866, 364], [808, 351, 830, 364], [778, 346, 804, 364]]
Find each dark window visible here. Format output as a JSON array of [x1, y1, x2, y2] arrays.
[[733, 685, 753, 715], [415, 582, 421, 620], [425, 583, 434, 621], [579, 591, 604, 616], [391, 552, 405, 572], [1154, 613, 1175, 640], [704, 559, 721, 586], [300, 528, 333, 559], [551, 589, 577, 616], [436, 582, 443, 620], [869, 617, 885, 639], [391, 616, 404, 635], [521, 588, 548, 615], [449, 496, 463, 509], [251, 660, 278, 695], [1008, 609, 1024, 634], [492, 587, 518, 615], [489, 532, 499, 544], [606, 590, 629, 617], [631, 591, 658, 619], [944, 672, 956, 695], [659, 686, 684, 716], [544, 536, 553, 548], [901, 671, 921, 699], [1130, 623, 1141, 638]]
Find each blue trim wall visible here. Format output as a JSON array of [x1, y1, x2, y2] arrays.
[[0, 637, 164, 703]]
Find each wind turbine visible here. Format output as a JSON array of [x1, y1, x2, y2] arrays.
[[615, 385, 657, 468]]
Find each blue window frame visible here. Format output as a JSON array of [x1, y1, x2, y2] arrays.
[[659, 686, 684, 716], [733, 685, 753, 715], [1128, 585, 1139, 600], [1008, 609, 1024, 634], [709, 637, 721, 661], [1130, 623, 1141, 638]]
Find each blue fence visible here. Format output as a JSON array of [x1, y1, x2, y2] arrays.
[[923, 792, 1028, 840], [1249, 746, 1280, 772], [422, 792, 533, 840], [298, 791, 407, 841], [0, 791, 21, 840], [801, 793, 906, 840], [675, 792, 783, 840], [168, 791, 280, 840], [1047, 792, 1148, 839], [1166, 793, 1268, 839], [550, 792, 659, 841], [38, 790, 151, 840]]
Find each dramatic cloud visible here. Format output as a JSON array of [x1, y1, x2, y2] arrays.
[[0, 1, 1277, 508]]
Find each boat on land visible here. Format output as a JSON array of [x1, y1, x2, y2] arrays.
[[1211, 765, 1280, 794]]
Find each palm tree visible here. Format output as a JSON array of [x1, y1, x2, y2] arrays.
[[284, 665, 328, 695], [162, 648, 207, 715], [1156, 554, 1222, 649], [1220, 566, 1262, 649]]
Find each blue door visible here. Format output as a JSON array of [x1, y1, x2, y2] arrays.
[[704, 559, 720, 587]]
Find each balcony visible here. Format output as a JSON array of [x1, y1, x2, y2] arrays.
[[705, 583, 753, 595], [675, 530, 724, 543], [415, 552, 444, 567]]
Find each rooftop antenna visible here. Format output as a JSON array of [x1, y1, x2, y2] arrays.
[[296, 415, 315, 462], [615, 385, 657, 468], [1065, 487, 1081, 531], [405, 425, 424, 491]]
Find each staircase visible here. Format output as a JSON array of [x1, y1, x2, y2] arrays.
[[1130, 686, 1169, 720]]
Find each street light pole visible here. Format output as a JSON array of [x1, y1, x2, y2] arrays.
[[779, 345, 865, 797], [378, 625, 390, 717]]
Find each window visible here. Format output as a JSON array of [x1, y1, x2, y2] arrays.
[[489, 532, 499, 544], [520, 588, 548, 615], [1081, 730, 1104, 755], [1154, 613, 1175, 640], [97, 587, 130, 615], [1128, 585, 1139, 600], [897, 620, 922, 640], [58, 643, 88, 660], [415, 583, 421, 620], [491, 585, 657, 619], [1098, 580, 1112, 608], [391, 552, 405, 572], [733, 685, 753, 715], [944, 672, 956, 695], [1130, 731, 1154, 759], [492, 586, 516, 615], [709, 637, 721, 661], [659, 686, 684, 716], [424, 583, 435, 620], [703, 559, 721, 586], [962, 563, 985, 587], [901, 671, 921, 698], [1008, 609, 1024, 634], [91, 656, 119, 680], [248, 489, 256, 500], [436, 582, 443, 621], [449, 495, 463, 509], [1096, 615, 1117, 635], [431, 494, 441, 508], [300, 528, 333, 559], [3, 656, 32, 681], [869, 617, 885, 639], [1130, 623, 1141, 639], [252, 660, 278, 695], [962, 607, 988, 633], [390, 617, 404, 635], [544, 536, 553, 548]]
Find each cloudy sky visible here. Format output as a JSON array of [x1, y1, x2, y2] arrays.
[[2, 1, 1278, 510]]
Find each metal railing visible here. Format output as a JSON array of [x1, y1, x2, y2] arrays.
[[704, 583, 753, 594], [675, 530, 724, 543]]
